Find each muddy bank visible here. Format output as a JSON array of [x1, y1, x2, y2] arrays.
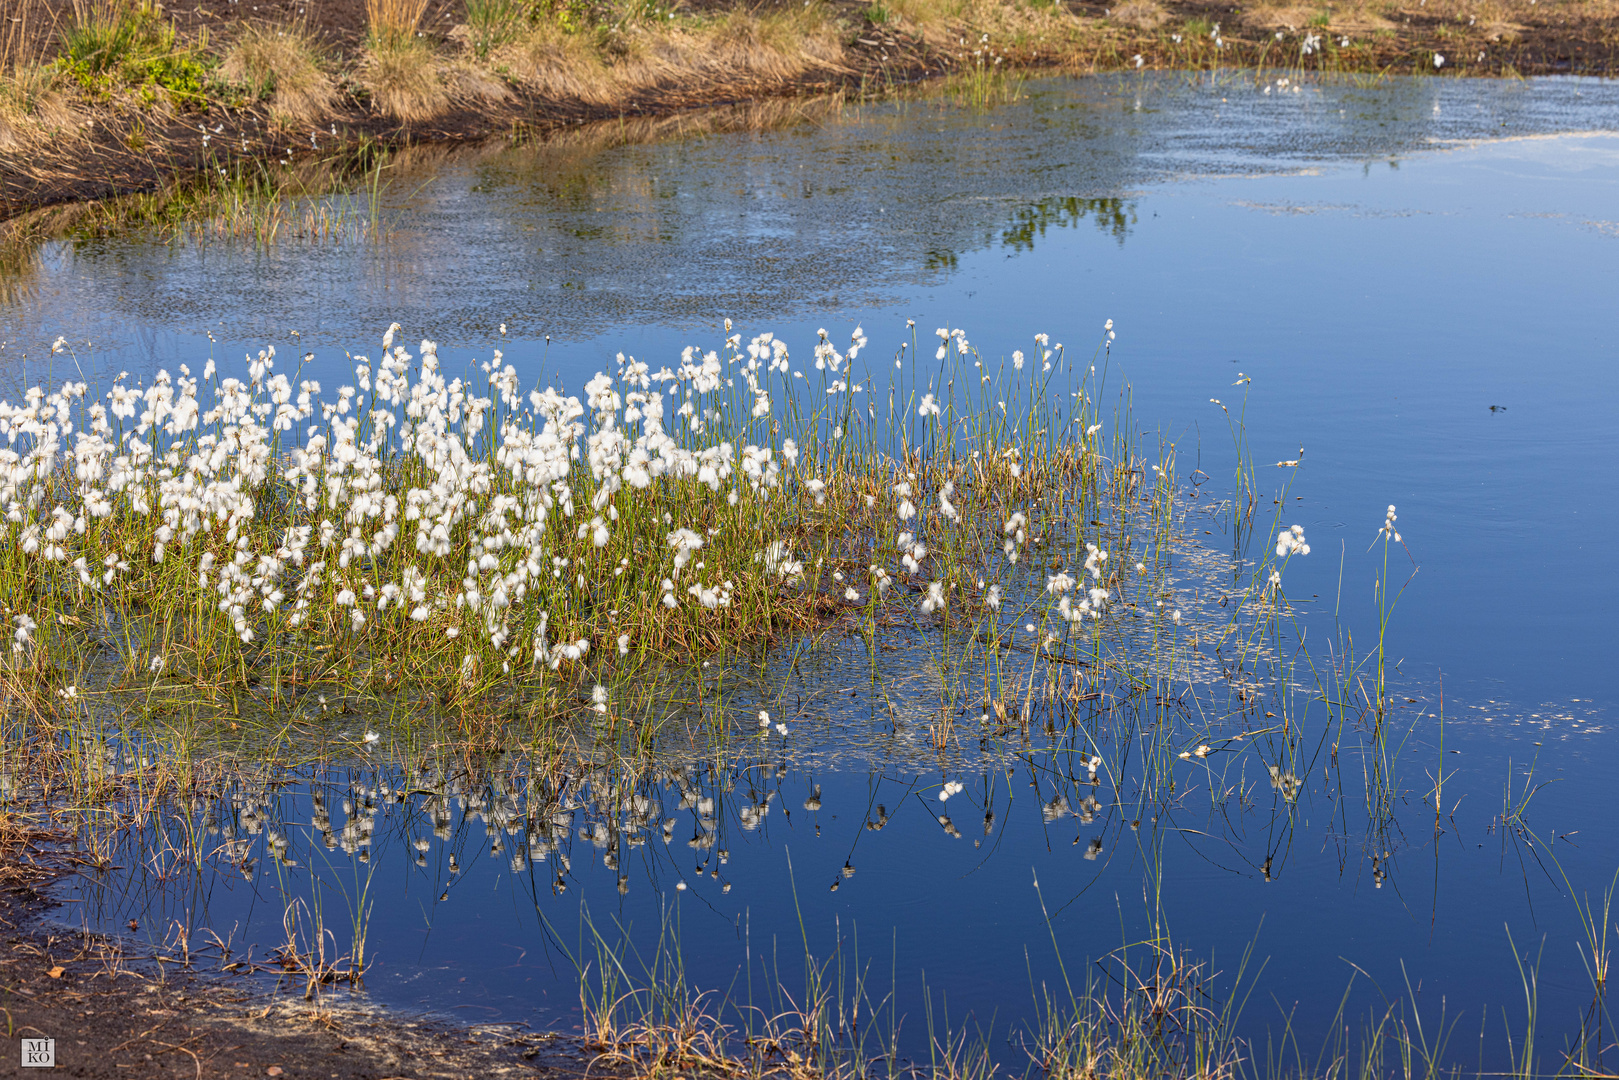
[[0, 824, 584, 1079]]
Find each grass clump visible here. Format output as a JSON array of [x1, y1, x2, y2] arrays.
[[360, 0, 450, 121], [218, 22, 336, 127], [0, 64, 73, 150], [0, 0, 74, 150], [480, 1, 842, 111], [366, 0, 432, 48], [1110, 0, 1169, 29], [57, 0, 212, 109], [863, 2, 895, 24], [363, 35, 449, 122], [464, 0, 531, 59]]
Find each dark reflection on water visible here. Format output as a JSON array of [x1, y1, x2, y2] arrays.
[[1001, 197, 1138, 251]]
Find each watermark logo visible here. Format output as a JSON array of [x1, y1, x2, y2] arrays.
[[21, 1038, 55, 1068]]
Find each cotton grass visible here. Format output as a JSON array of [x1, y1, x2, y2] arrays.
[[0, 318, 1197, 731]]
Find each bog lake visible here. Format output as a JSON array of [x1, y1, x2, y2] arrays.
[[3, 70, 1618, 1074]]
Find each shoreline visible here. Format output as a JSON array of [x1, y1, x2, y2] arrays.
[[1, 0, 1616, 222], [0, 820, 578, 1077]]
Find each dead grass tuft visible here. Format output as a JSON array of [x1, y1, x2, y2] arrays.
[[366, 0, 431, 47], [444, 57, 513, 105], [493, 7, 844, 108], [1243, 2, 1395, 30], [219, 22, 335, 126], [1110, 0, 1169, 28], [0, 64, 76, 151], [495, 24, 615, 103], [699, 5, 845, 74], [880, 0, 1073, 52], [363, 36, 449, 122]]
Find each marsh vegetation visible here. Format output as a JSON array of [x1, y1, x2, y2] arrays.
[[4, 306, 1613, 1079]]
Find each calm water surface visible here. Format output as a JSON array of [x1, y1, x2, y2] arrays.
[[9, 72, 1619, 1066]]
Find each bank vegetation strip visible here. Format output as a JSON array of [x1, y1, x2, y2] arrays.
[[1, 0, 1616, 215]]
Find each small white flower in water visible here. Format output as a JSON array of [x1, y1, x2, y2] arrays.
[[1434, 52, 1445, 67], [58, 685, 78, 700], [676, 881, 687, 891], [844, 587, 861, 602], [939, 780, 965, 801], [1275, 524, 1310, 558], [618, 634, 631, 656], [364, 730, 380, 744], [1172, 610, 1183, 624], [759, 710, 771, 727], [591, 684, 609, 714], [1379, 504, 1402, 543], [1132, 53, 1144, 67], [52, 336, 68, 354], [775, 723, 788, 736], [499, 323, 507, 335]]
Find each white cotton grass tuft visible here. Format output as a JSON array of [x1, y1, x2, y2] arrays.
[[0, 317, 1198, 714], [1275, 525, 1311, 559], [1379, 505, 1403, 544]]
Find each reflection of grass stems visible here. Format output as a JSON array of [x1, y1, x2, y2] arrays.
[[1504, 927, 1543, 1080], [1516, 818, 1618, 993]]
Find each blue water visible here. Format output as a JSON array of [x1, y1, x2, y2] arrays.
[[15, 72, 1619, 1070]]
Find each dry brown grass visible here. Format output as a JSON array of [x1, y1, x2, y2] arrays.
[[0, 62, 76, 150], [219, 22, 336, 126], [0, 0, 75, 150], [363, 35, 449, 122], [494, 23, 614, 102], [1110, 0, 1169, 29], [492, 5, 845, 106], [444, 57, 513, 105], [1240, 2, 1395, 31], [366, 0, 431, 46], [880, 0, 1076, 52]]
